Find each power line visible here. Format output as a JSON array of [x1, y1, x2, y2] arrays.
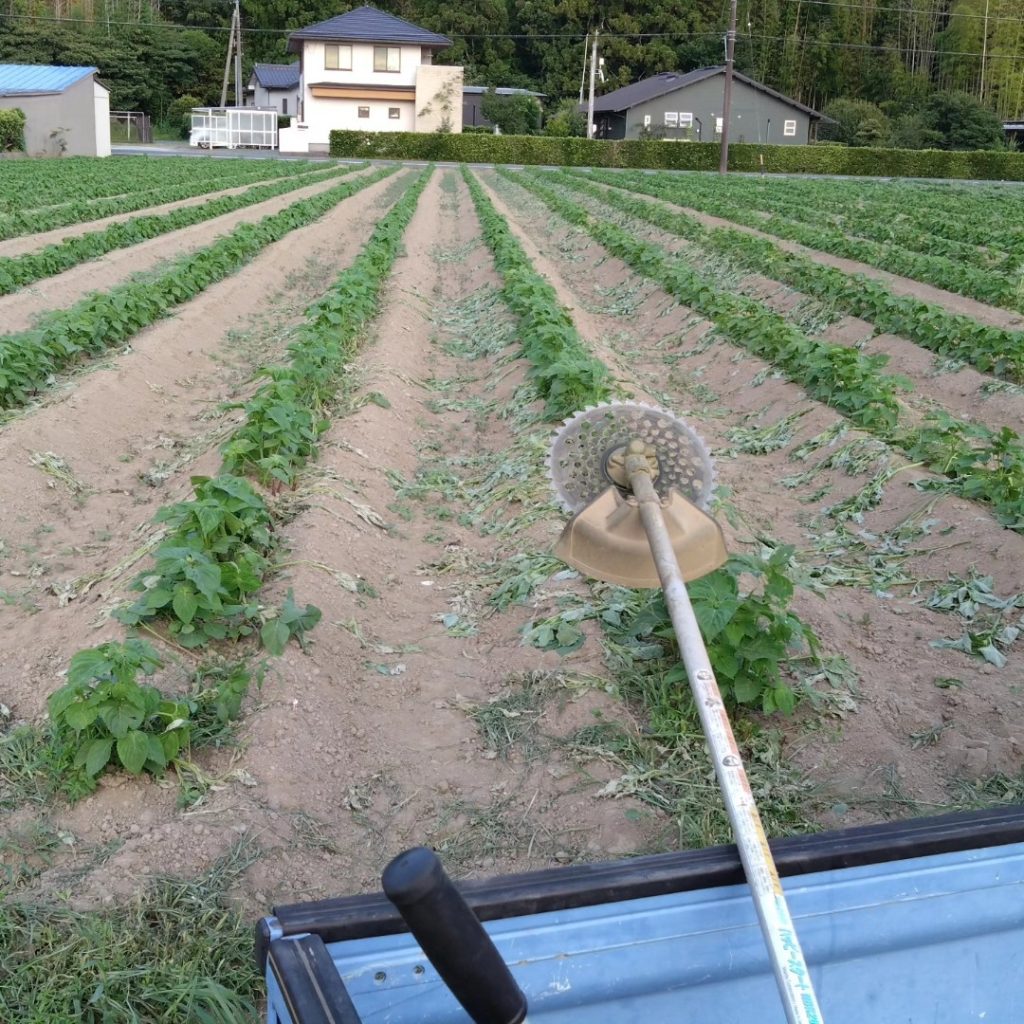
[[782, 0, 1023, 26], [4, 11, 1024, 61]]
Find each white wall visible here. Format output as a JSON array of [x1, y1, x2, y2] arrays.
[[304, 41, 424, 88], [251, 81, 300, 116], [93, 81, 110, 157], [415, 65, 463, 134], [317, 98, 415, 132]]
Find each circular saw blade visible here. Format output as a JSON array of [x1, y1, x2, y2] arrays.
[[547, 401, 716, 514]]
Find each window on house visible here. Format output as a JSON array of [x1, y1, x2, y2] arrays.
[[643, 114, 651, 127], [324, 44, 352, 70], [358, 106, 370, 118], [282, 98, 288, 115], [715, 116, 724, 134], [388, 107, 401, 119], [784, 119, 797, 137], [664, 112, 678, 127], [679, 112, 693, 128], [374, 46, 401, 72]]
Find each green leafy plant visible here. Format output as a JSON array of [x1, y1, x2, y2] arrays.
[[0, 163, 365, 296], [0, 155, 329, 238], [563, 169, 1024, 382], [0, 108, 26, 152], [222, 167, 433, 488], [611, 546, 820, 715], [904, 414, 1024, 530], [116, 475, 321, 653], [47, 640, 190, 782], [0, 167, 395, 410], [461, 167, 611, 419]]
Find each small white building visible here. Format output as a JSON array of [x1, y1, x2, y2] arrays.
[[246, 63, 301, 118], [280, 5, 462, 155], [0, 64, 110, 157]]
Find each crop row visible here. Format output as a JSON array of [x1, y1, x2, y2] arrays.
[[607, 171, 1024, 312], [1, 155, 318, 215], [505, 171, 1024, 530], [0, 163, 365, 296], [696, 175, 1024, 260], [714, 177, 1023, 271], [0, 159, 327, 241], [45, 167, 431, 788], [460, 167, 611, 419], [560, 170, 1024, 383], [465, 169, 822, 716], [0, 167, 395, 412], [718, 184, 1019, 272]]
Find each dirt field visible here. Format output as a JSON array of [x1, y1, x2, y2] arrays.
[[2, 163, 1022, 963]]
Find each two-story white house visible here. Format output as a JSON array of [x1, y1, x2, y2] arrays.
[[279, 5, 463, 154]]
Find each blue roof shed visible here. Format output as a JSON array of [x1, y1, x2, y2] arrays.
[[0, 64, 98, 97]]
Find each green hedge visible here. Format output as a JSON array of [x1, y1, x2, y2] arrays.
[[329, 130, 1024, 181]]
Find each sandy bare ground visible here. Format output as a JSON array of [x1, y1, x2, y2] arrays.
[[480, 169, 1024, 817], [4, 167, 1023, 925], [8, 168, 649, 914], [0, 170, 411, 717], [0, 168, 377, 335]]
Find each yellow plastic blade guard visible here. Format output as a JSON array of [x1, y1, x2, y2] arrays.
[[554, 486, 727, 588]]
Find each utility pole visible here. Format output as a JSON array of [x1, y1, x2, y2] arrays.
[[220, 0, 242, 108], [980, 0, 990, 100], [718, 0, 738, 174], [234, 0, 243, 108], [579, 32, 590, 104], [586, 28, 600, 139]]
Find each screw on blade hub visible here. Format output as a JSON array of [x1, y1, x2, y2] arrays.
[[546, 402, 716, 514]]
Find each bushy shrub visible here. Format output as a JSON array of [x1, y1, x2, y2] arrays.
[[925, 91, 1005, 151], [0, 107, 26, 152], [819, 98, 892, 147], [167, 94, 202, 140], [480, 89, 542, 135], [328, 130, 1024, 180], [543, 98, 587, 138]]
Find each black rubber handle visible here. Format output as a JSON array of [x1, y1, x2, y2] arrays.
[[382, 847, 528, 1024]]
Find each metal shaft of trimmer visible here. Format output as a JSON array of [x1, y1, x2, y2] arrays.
[[626, 451, 824, 1024]]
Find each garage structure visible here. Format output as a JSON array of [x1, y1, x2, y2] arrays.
[[0, 64, 110, 157]]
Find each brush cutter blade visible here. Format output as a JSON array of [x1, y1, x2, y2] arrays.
[[554, 486, 727, 587], [547, 402, 715, 514]]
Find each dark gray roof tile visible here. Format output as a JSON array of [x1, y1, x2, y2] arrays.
[[288, 6, 451, 53], [251, 63, 300, 89]]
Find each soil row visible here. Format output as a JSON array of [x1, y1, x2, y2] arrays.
[[480, 168, 1024, 819]]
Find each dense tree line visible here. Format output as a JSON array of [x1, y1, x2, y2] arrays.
[[1, 0, 1021, 130]]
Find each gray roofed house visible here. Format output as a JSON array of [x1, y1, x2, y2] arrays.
[[286, 6, 451, 53], [252, 63, 300, 90], [246, 62, 301, 116], [589, 67, 826, 145]]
